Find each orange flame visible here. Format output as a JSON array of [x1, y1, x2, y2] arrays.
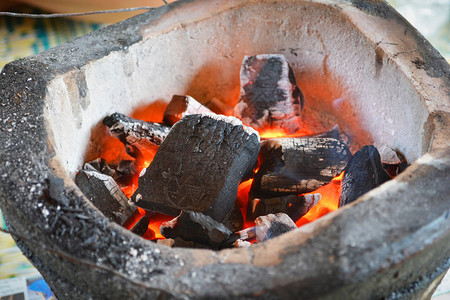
[[259, 126, 314, 139], [295, 172, 343, 227], [95, 100, 344, 240]]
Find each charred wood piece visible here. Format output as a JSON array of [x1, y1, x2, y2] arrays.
[[247, 193, 321, 222], [378, 145, 409, 177], [203, 97, 234, 115], [378, 145, 402, 165], [84, 158, 115, 177], [75, 170, 136, 226], [163, 95, 213, 126], [339, 145, 392, 207], [232, 239, 252, 248], [133, 114, 260, 222], [84, 159, 138, 189], [252, 137, 351, 197], [130, 215, 150, 237], [160, 211, 239, 249], [103, 112, 170, 161], [113, 160, 139, 189], [234, 54, 304, 133], [237, 213, 297, 243]]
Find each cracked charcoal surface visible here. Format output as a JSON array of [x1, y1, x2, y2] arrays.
[[133, 114, 260, 222], [160, 211, 239, 249], [339, 145, 392, 207], [234, 54, 304, 133], [103, 112, 171, 160], [252, 137, 351, 197]]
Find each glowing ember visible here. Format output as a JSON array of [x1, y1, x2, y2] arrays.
[[259, 126, 314, 139], [296, 172, 343, 227], [94, 103, 344, 241]]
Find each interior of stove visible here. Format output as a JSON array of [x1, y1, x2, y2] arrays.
[[71, 52, 406, 249], [42, 1, 432, 251]]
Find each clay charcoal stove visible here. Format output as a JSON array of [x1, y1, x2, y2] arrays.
[[0, 0, 449, 299]]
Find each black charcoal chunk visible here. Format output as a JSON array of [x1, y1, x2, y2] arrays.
[[234, 54, 304, 133], [75, 169, 136, 225], [133, 114, 260, 222], [160, 211, 239, 249], [339, 145, 392, 207], [252, 137, 351, 197], [163, 95, 212, 126], [103, 112, 170, 161]]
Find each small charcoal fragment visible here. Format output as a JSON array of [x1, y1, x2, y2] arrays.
[[103, 112, 170, 162], [130, 215, 150, 237], [75, 169, 136, 225], [132, 114, 260, 222], [84, 158, 116, 177], [377, 144, 402, 165], [236, 213, 297, 243], [233, 239, 252, 248], [163, 95, 212, 126], [234, 54, 304, 133], [160, 211, 239, 249], [247, 193, 321, 222], [254, 213, 297, 242], [339, 145, 392, 207], [203, 97, 234, 115], [378, 145, 410, 177], [252, 137, 351, 197]]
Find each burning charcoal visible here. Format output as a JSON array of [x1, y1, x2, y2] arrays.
[[84, 158, 115, 177], [130, 215, 150, 237], [160, 211, 239, 249], [247, 193, 321, 222], [113, 159, 139, 189], [75, 170, 136, 226], [378, 145, 402, 165], [163, 95, 213, 126], [103, 112, 170, 161], [203, 97, 234, 115], [378, 145, 410, 177], [116, 159, 138, 175], [252, 137, 351, 197], [237, 213, 297, 243], [236, 226, 256, 242], [339, 145, 392, 207], [133, 114, 260, 222], [234, 54, 304, 133], [223, 204, 244, 232], [233, 239, 252, 248], [255, 213, 297, 242]]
